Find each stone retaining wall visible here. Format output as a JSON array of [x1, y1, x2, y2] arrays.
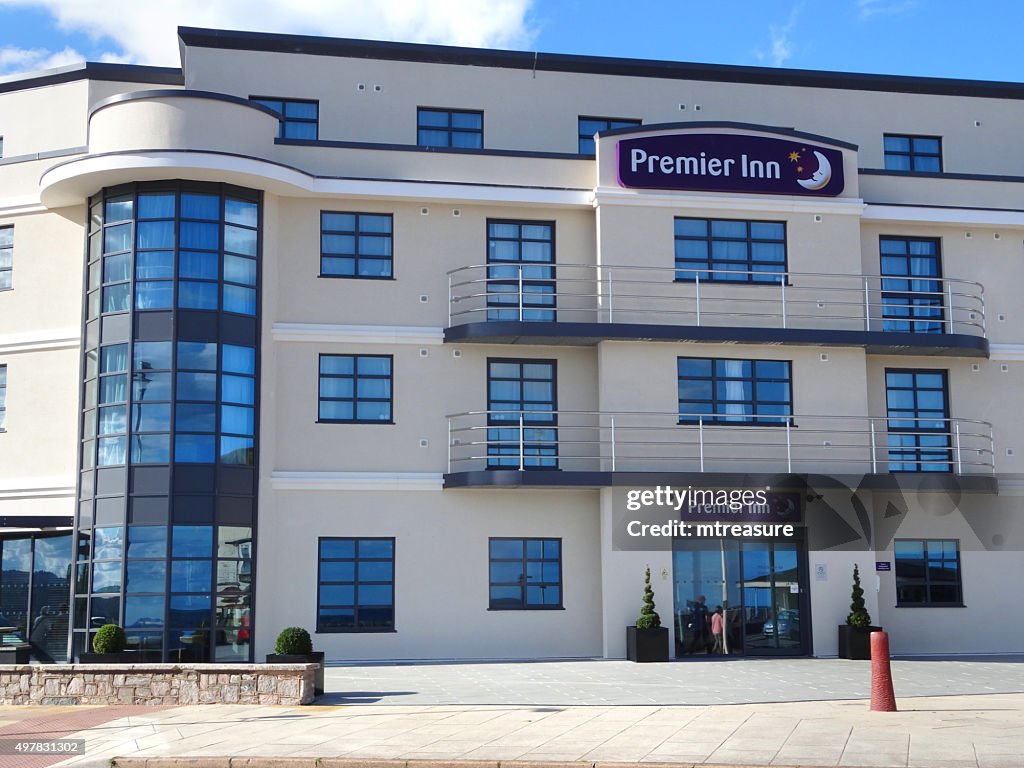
[[0, 663, 316, 705]]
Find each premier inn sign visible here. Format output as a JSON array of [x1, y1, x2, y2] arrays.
[[617, 132, 845, 196]]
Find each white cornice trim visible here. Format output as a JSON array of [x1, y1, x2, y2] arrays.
[[0, 329, 80, 355], [272, 323, 445, 346], [0, 480, 76, 500], [39, 151, 593, 209], [0, 198, 47, 217], [593, 187, 866, 215], [863, 204, 1024, 227], [989, 344, 1024, 361], [270, 471, 444, 491]]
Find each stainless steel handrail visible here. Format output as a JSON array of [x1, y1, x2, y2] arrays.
[[446, 263, 986, 336], [446, 410, 996, 475]]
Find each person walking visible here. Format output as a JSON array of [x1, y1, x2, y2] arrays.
[[711, 606, 725, 655]]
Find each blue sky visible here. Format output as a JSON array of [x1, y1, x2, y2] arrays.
[[0, 1, 1021, 82]]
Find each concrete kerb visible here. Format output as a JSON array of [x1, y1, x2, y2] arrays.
[[106, 759, 874, 768]]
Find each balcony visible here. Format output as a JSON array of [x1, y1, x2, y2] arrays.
[[445, 410, 995, 490], [445, 264, 988, 356]]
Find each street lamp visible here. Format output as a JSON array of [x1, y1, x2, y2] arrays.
[[131, 362, 153, 461]]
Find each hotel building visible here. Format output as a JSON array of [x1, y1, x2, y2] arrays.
[[0, 26, 1022, 664]]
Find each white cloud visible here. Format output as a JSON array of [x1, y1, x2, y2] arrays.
[[857, 0, 919, 20], [765, 5, 801, 67], [0, 0, 537, 69], [0, 44, 85, 74]]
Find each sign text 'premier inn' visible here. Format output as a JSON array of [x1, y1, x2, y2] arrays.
[[616, 133, 845, 196]]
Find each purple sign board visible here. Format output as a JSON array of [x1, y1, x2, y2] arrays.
[[617, 133, 845, 197], [876, 561, 892, 572], [679, 491, 802, 524]]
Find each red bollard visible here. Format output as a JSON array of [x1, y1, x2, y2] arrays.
[[869, 630, 897, 711]]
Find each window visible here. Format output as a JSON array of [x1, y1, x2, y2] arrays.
[[0, 365, 6, 430], [885, 369, 951, 472], [318, 538, 394, 631], [417, 108, 483, 148], [487, 359, 557, 468], [486, 220, 555, 322], [578, 116, 641, 154], [320, 212, 393, 279], [0, 136, 4, 157], [678, 358, 792, 425], [895, 539, 962, 606], [318, 355, 393, 423], [880, 237, 943, 334], [674, 218, 786, 283], [250, 97, 318, 140], [884, 134, 942, 173], [489, 538, 562, 609], [0, 226, 11, 290]]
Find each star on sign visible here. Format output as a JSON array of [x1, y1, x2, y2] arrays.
[[788, 151, 801, 162]]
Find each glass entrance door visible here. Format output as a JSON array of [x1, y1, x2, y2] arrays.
[[741, 540, 807, 654], [673, 535, 809, 657]]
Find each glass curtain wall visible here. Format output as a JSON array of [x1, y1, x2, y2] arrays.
[[0, 534, 73, 662], [74, 182, 260, 662]]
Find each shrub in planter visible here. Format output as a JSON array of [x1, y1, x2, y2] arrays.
[[79, 623, 134, 663], [93, 624, 127, 653], [838, 564, 882, 660], [626, 567, 669, 662], [267, 627, 324, 696]]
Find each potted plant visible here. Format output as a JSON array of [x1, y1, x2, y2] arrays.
[[80, 623, 132, 663], [626, 566, 669, 662], [838, 564, 882, 660], [266, 627, 325, 696]]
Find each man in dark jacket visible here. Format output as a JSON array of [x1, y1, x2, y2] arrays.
[[686, 594, 710, 654]]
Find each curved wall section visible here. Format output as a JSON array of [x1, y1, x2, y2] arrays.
[[72, 181, 260, 663], [88, 92, 280, 158]]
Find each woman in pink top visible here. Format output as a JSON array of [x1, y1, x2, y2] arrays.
[[711, 607, 724, 655]]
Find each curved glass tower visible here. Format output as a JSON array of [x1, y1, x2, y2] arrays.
[[72, 182, 260, 662]]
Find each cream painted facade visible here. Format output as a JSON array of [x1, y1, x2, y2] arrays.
[[1, 28, 1023, 665]]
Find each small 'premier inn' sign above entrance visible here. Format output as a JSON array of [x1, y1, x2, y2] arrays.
[[617, 132, 845, 197]]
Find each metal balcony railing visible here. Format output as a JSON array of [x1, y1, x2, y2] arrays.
[[446, 410, 995, 476], [447, 264, 986, 338]]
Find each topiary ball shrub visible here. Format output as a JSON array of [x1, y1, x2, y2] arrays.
[[274, 626, 313, 655], [92, 624, 127, 654]]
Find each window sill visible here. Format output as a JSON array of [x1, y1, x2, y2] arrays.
[[674, 278, 792, 287], [316, 628, 398, 634], [317, 419, 395, 425], [678, 420, 795, 428], [487, 606, 565, 611], [317, 274, 395, 281], [894, 603, 966, 608]]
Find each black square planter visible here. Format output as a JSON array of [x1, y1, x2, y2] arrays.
[[838, 625, 882, 660], [266, 651, 325, 696], [0, 645, 31, 664], [626, 626, 669, 662]]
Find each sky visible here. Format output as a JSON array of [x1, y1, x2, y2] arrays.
[[0, 0, 1021, 83]]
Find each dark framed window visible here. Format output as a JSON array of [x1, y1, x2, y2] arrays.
[[0, 136, 4, 158], [486, 220, 555, 322], [320, 212, 393, 279], [318, 354, 393, 423], [0, 364, 6, 431], [678, 358, 792, 425], [885, 369, 951, 472], [578, 116, 641, 155], [674, 218, 786, 283], [487, 359, 557, 468], [884, 134, 942, 173], [880, 237, 943, 334], [417, 108, 483, 148], [895, 539, 963, 606], [489, 538, 562, 609], [318, 538, 395, 631], [0, 225, 12, 290], [250, 97, 318, 140]]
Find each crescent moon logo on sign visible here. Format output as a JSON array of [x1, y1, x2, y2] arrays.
[[796, 150, 833, 191]]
